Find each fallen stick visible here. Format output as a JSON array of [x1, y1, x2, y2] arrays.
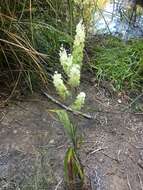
[[42, 90, 97, 120]]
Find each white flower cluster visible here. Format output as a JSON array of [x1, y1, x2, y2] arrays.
[[72, 20, 85, 67], [74, 20, 85, 47], [71, 92, 86, 110], [53, 21, 86, 103], [53, 71, 69, 99], [59, 46, 81, 88], [68, 64, 80, 87], [59, 46, 72, 75]]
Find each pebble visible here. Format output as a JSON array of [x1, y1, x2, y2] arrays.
[[49, 139, 55, 144]]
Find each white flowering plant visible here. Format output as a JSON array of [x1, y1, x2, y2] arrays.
[[59, 46, 73, 75], [72, 20, 85, 66], [53, 71, 69, 100], [71, 92, 86, 111], [53, 20, 86, 93], [52, 20, 87, 189], [68, 64, 81, 87]]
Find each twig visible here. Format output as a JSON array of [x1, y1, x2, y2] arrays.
[[0, 112, 5, 122], [117, 149, 121, 162], [13, 94, 143, 116], [138, 173, 143, 190], [88, 147, 108, 156], [127, 174, 132, 190], [101, 152, 120, 163], [42, 91, 97, 120], [137, 162, 143, 171], [42, 91, 143, 120], [55, 179, 63, 190]]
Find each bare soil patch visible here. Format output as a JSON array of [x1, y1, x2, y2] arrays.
[[0, 81, 143, 190]]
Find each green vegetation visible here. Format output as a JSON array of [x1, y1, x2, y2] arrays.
[[57, 110, 84, 189], [1, 1, 142, 98], [0, 0, 75, 96], [0, 1, 143, 190], [88, 36, 143, 91]]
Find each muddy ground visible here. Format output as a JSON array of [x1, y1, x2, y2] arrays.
[[0, 80, 143, 190]]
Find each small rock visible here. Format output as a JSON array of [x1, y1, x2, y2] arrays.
[[49, 139, 55, 144], [13, 130, 17, 134], [99, 158, 104, 162], [118, 99, 122, 104], [26, 131, 29, 134], [42, 118, 46, 122]]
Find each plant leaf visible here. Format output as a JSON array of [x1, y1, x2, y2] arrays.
[[64, 147, 84, 186], [56, 110, 77, 146]]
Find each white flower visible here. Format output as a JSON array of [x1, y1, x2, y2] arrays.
[[71, 92, 86, 110], [72, 20, 85, 66], [53, 71, 69, 99], [59, 46, 72, 75], [74, 20, 85, 47], [59, 46, 68, 65], [68, 64, 80, 87]]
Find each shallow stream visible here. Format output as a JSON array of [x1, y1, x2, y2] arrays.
[[92, 0, 143, 40]]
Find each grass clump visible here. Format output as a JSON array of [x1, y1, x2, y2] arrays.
[[0, 1, 47, 95], [0, 0, 77, 100], [88, 36, 143, 91]]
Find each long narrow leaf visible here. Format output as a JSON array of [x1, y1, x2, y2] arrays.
[[56, 110, 77, 146]]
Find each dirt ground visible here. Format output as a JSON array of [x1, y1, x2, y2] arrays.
[[0, 80, 143, 190]]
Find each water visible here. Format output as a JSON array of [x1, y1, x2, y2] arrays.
[[92, 0, 143, 40]]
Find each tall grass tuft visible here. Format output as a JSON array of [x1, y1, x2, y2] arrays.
[[0, 0, 76, 100]]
